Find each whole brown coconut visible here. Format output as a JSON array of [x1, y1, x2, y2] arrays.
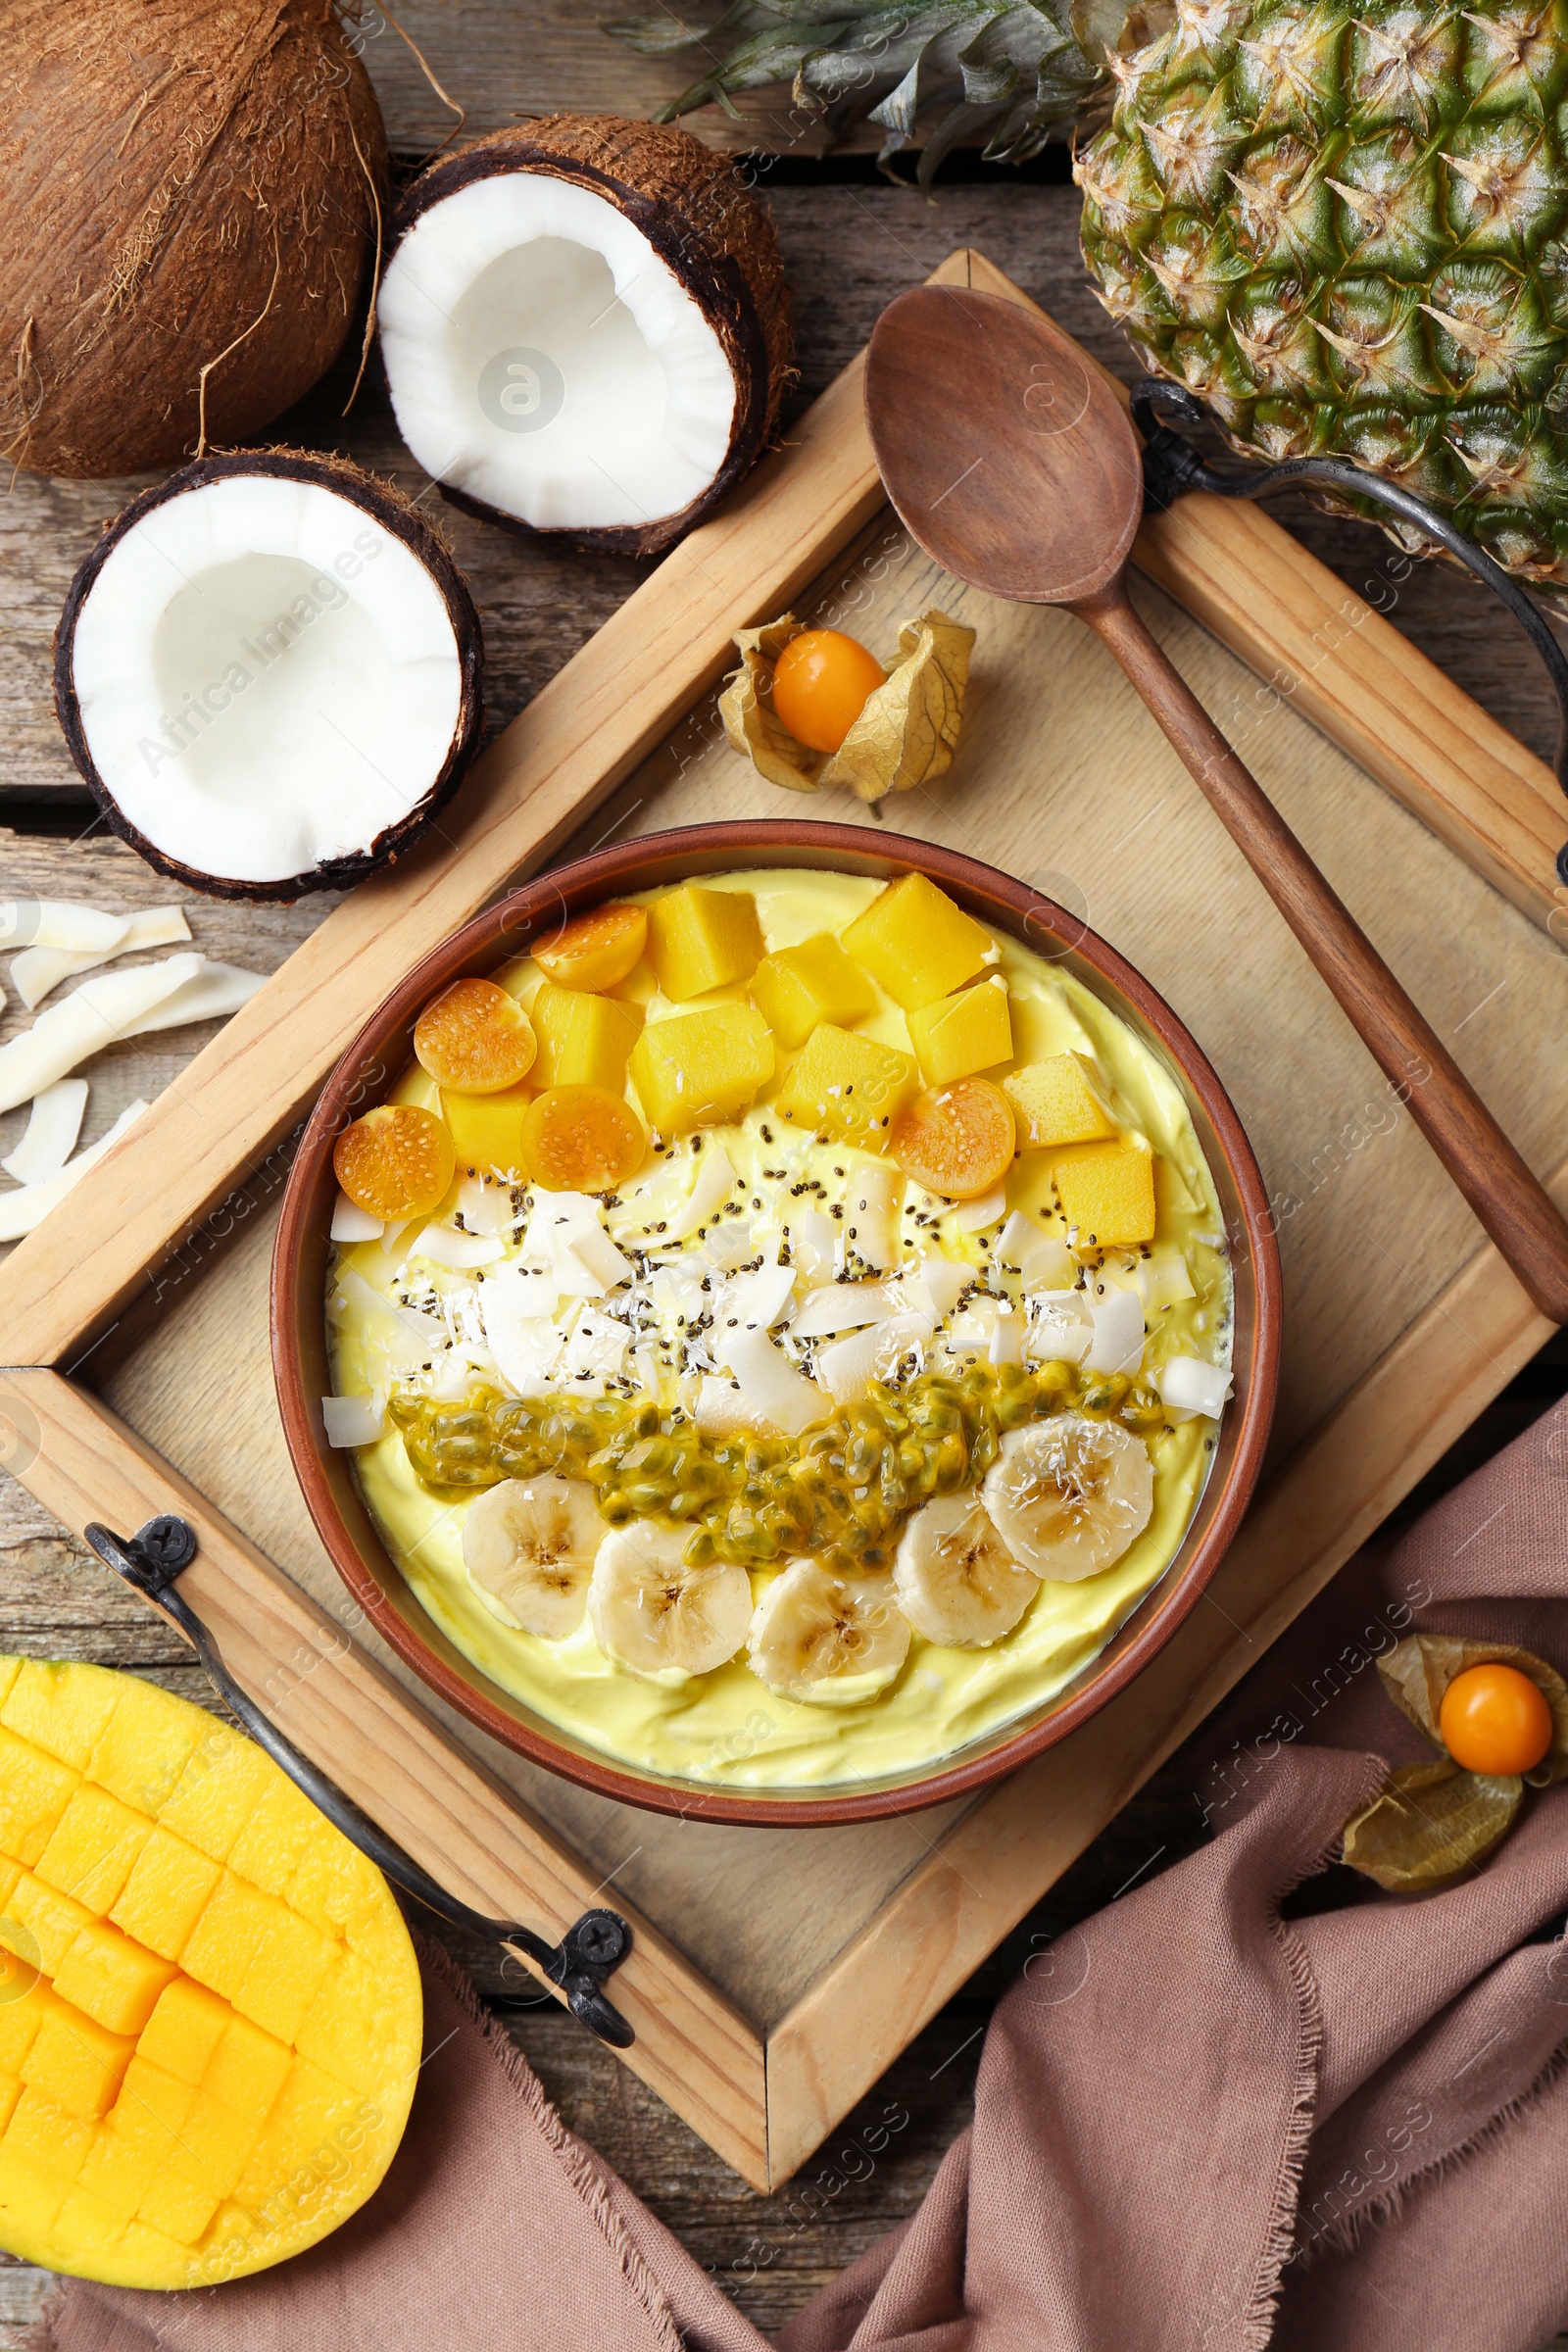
[[377, 115, 794, 557], [2, 0, 388, 479]]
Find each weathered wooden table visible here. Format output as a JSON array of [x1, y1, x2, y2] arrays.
[[5, 26, 1568, 2336]]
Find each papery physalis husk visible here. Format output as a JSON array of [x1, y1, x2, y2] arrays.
[[717, 610, 975, 804], [1340, 1634, 1568, 1892], [1342, 1761, 1522, 1894]]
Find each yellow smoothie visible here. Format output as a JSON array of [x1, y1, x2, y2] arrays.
[[326, 868, 1232, 1790]]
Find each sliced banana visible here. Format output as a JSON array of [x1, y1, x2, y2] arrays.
[[588, 1521, 753, 1684], [981, 1413, 1153, 1582], [747, 1560, 911, 1705], [893, 1494, 1039, 1647], [462, 1475, 604, 1639]]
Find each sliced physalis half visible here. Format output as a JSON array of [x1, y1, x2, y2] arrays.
[[414, 978, 536, 1094], [1341, 1635, 1568, 1893], [718, 610, 975, 804], [333, 1104, 455, 1221]]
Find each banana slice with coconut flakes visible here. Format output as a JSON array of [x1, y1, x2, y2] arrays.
[[463, 1474, 604, 1639], [981, 1414, 1153, 1584], [747, 1560, 910, 1704], [588, 1521, 753, 1683], [894, 1494, 1040, 1648]]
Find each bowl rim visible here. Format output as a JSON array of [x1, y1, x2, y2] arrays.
[[271, 819, 1282, 1827]]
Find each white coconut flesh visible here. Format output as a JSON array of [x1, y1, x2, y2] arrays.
[[69, 476, 466, 886], [378, 174, 737, 534]]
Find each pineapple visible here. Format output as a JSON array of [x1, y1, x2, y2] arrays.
[[1078, 0, 1568, 582]]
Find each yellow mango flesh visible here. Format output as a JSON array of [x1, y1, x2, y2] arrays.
[[645, 884, 764, 1002], [750, 934, 877, 1052], [774, 1022, 918, 1149], [906, 977, 1012, 1086], [1054, 1142, 1156, 1249], [1004, 1053, 1116, 1149], [629, 1004, 775, 1135], [0, 1659, 419, 2290], [441, 1084, 530, 1177], [530, 984, 643, 1093], [840, 873, 994, 1011]]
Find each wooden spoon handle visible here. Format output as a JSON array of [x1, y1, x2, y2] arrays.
[[1084, 586, 1568, 1325]]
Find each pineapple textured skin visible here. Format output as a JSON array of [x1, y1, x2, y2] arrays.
[[1078, 0, 1568, 584]]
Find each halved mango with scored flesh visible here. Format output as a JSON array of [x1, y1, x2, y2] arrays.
[[0, 1658, 418, 2290]]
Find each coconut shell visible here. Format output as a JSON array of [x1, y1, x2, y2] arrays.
[[1, 0, 388, 479], [54, 449, 483, 904], [389, 115, 795, 557]]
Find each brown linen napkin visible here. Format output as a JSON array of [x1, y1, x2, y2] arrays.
[[53, 1395, 1568, 2352]]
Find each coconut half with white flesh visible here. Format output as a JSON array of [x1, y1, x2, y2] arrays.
[[377, 116, 794, 557], [54, 451, 482, 903]]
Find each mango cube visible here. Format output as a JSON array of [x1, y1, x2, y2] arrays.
[[4, 2085, 92, 2180], [109, 1829, 221, 1960], [179, 1876, 282, 2005], [87, 1683, 204, 1816], [3, 1662, 121, 1772], [5, 1872, 91, 1976], [1054, 1143, 1156, 1250], [629, 1005, 774, 1136], [0, 1979, 55, 2077], [751, 934, 877, 1051], [441, 1084, 530, 1177], [233, 1906, 336, 2045], [841, 874, 994, 1011], [0, 2076, 21, 2136], [137, 1979, 233, 2087], [226, 1779, 320, 1901], [1004, 1054, 1116, 1149], [646, 884, 763, 1002], [22, 2002, 136, 2123], [205, 2014, 292, 2117], [907, 977, 1012, 1086], [54, 1921, 177, 2036], [530, 984, 643, 1092], [774, 1024, 918, 1148], [0, 1728, 79, 1866], [158, 1727, 274, 1863], [36, 1788, 153, 1917]]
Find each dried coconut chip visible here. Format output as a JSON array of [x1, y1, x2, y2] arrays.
[[1, 1080, 88, 1187], [718, 609, 976, 804], [12, 906, 190, 1010], [0, 1099, 148, 1242]]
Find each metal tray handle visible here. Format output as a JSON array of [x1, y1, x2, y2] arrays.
[[82, 1515, 634, 2048]]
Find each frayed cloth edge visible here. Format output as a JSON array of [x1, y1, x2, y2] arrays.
[[417, 1936, 688, 2352]]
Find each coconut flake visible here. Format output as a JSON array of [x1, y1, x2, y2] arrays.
[[0, 1099, 148, 1242], [564, 1226, 635, 1294], [322, 1392, 386, 1447], [995, 1209, 1074, 1290], [989, 1302, 1025, 1365], [723, 1256, 797, 1332], [12, 906, 190, 1010], [1026, 1291, 1093, 1367], [791, 1205, 838, 1286], [845, 1158, 902, 1270], [117, 961, 266, 1037], [1085, 1285, 1146, 1375], [409, 1223, 505, 1270], [0, 954, 204, 1113], [2, 1081, 89, 1187], [720, 1324, 823, 1436], [792, 1281, 893, 1340], [562, 1307, 629, 1393], [1157, 1355, 1232, 1421], [695, 1375, 771, 1438], [908, 1251, 973, 1319], [330, 1193, 384, 1244], [0, 902, 129, 955], [665, 1146, 738, 1243], [955, 1185, 1007, 1233], [814, 1312, 934, 1408]]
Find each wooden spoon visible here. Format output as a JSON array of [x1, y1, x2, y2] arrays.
[[864, 281, 1568, 1326]]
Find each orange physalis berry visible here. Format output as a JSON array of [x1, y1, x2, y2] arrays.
[[522, 1085, 647, 1194], [533, 903, 648, 993], [414, 978, 536, 1094], [334, 1104, 456, 1221], [1439, 1662, 1553, 1777], [891, 1078, 1016, 1200], [771, 629, 887, 754]]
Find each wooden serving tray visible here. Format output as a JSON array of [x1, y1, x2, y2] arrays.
[[7, 249, 1568, 2191]]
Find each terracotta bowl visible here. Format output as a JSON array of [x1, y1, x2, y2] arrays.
[[272, 821, 1281, 1826]]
